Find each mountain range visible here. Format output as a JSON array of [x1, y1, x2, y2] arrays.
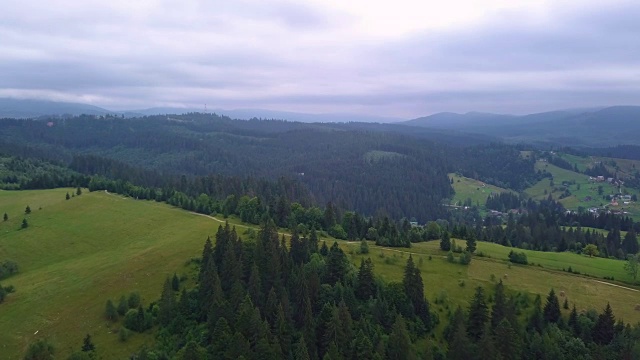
[[404, 106, 640, 147], [2, 98, 639, 147], [0, 98, 402, 123]]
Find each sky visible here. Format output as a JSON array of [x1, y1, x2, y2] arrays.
[[1, 0, 639, 118]]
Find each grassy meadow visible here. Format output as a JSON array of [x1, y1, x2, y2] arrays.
[[1, 189, 639, 358], [449, 173, 513, 206]]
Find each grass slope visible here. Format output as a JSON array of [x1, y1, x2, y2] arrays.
[[0, 189, 226, 358], [526, 161, 640, 219], [449, 173, 513, 206], [342, 240, 640, 327]]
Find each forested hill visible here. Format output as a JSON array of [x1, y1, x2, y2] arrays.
[[0, 114, 538, 222]]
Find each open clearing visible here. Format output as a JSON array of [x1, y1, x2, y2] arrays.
[[449, 173, 514, 206], [1, 189, 639, 358]]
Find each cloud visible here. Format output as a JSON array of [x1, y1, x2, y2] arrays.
[[0, 0, 639, 116]]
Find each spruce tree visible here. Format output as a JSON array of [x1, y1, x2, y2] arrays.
[[81, 334, 95, 352], [467, 287, 488, 341], [25, 205, 31, 214], [3, 213, 7, 221], [105, 299, 118, 321], [21, 218, 28, 229], [592, 303, 616, 345], [568, 305, 579, 336], [491, 280, 506, 330], [172, 272, 180, 291], [158, 277, 176, 326], [466, 234, 477, 254], [387, 316, 412, 360], [440, 231, 451, 251], [543, 289, 561, 324], [117, 295, 128, 316], [494, 319, 522, 360], [356, 258, 375, 301]]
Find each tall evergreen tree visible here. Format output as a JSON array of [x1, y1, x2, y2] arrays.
[[494, 319, 521, 360], [467, 287, 488, 341], [356, 258, 375, 301], [592, 303, 616, 345], [387, 316, 413, 360], [491, 280, 506, 330], [543, 289, 561, 324], [440, 231, 451, 251], [158, 277, 176, 326]]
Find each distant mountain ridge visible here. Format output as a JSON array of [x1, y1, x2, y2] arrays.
[[405, 106, 640, 147], [0, 98, 403, 123]]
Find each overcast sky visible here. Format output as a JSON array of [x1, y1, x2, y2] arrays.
[[1, 0, 639, 117]]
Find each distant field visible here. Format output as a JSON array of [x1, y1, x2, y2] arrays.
[[526, 161, 640, 219], [449, 173, 513, 206]]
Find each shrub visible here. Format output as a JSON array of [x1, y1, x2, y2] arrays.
[[119, 327, 131, 342], [24, 339, 54, 360], [508, 250, 528, 265], [127, 292, 141, 309], [0, 260, 19, 280], [459, 251, 472, 265]]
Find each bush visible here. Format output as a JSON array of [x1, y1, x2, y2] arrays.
[[359, 240, 369, 254], [24, 339, 55, 360], [459, 251, 472, 265], [0, 260, 19, 280], [447, 251, 455, 263], [118, 327, 131, 342], [127, 292, 141, 309], [508, 250, 528, 265], [117, 295, 128, 316]]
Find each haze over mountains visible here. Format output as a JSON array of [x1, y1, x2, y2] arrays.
[[405, 106, 640, 147], [0, 98, 402, 123], [2, 97, 640, 147]]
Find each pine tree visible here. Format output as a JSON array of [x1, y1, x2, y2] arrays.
[[622, 230, 639, 255], [592, 303, 616, 345], [25, 205, 31, 214], [466, 234, 477, 254], [352, 330, 373, 360], [491, 280, 506, 330], [294, 336, 311, 360], [440, 231, 451, 251], [543, 289, 561, 324], [76, 187, 82, 196], [467, 287, 488, 341], [158, 277, 176, 326], [117, 295, 128, 316], [21, 218, 28, 229], [447, 316, 472, 360], [66, 192, 70, 200], [528, 294, 544, 333], [3, 213, 7, 221], [568, 305, 579, 336], [356, 258, 375, 301], [172, 272, 180, 291], [105, 299, 118, 321], [81, 334, 95, 352], [387, 316, 412, 360], [563, 297, 569, 309], [477, 323, 498, 360], [494, 319, 521, 360]]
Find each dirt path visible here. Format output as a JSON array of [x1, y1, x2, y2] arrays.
[[593, 280, 640, 292]]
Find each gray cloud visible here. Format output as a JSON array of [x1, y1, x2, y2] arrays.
[[0, 0, 639, 117]]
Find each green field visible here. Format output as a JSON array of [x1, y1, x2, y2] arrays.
[[1, 189, 639, 358], [342, 240, 640, 325], [449, 173, 513, 206]]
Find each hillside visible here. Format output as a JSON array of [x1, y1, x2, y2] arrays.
[[1, 189, 639, 358], [405, 106, 640, 147], [449, 173, 514, 206], [525, 161, 640, 219]]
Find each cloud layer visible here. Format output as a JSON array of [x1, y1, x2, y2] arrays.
[[1, 0, 639, 117]]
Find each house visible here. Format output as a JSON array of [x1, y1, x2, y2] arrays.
[[596, 176, 605, 182]]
